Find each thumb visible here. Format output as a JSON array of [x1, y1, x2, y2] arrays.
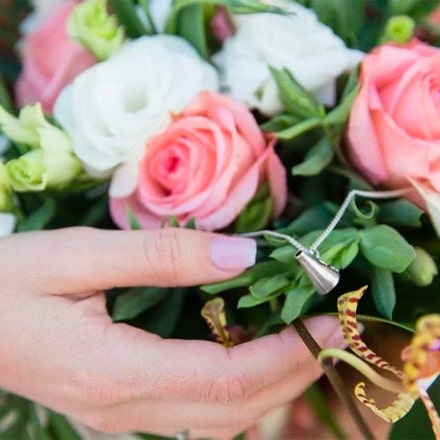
[[4, 227, 256, 294]]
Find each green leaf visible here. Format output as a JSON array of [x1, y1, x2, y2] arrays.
[[165, 0, 288, 34], [388, 0, 439, 19], [292, 136, 334, 176], [201, 261, 292, 294], [146, 288, 186, 337], [108, 0, 150, 38], [328, 239, 359, 269], [235, 196, 273, 232], [324, 84, 359, 127], [17, 198, 56, 231], [310, 0, 365, 42], [372, 267, 396, 319], [238, 292, 280, 308], [0, 75, 13, 113], [270, 67, 323, 119], [280, 203, 335, 236], [270, 245, 297, 264], [260, 114, 302, 133], [28, 405, 53, 440], [49, 412, 81, 440], [250, 274, 290, 299], [173, 3, 208, 58], [377, 199, 423, 227], [276, 117, 323, 140], [113, 287, 167, 321], [281, 285, 315, 324], [359, 225, 416, 273], [126, 207, 142, 230]]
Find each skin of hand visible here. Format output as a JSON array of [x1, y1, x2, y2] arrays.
[[0, 226, 346, 439]]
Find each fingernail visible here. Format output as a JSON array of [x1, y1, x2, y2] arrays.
[[210, 236, 256, 271]]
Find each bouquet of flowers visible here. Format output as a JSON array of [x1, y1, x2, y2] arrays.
[[1, 0, 440, 438]]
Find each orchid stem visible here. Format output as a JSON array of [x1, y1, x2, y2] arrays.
[[293, 318, 375, 440]]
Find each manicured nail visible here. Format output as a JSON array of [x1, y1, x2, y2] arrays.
[[210, 236, 256, 271]]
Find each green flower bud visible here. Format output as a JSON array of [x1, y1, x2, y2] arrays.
[[1, 103, 82, 191], [0, 104, 46, 148], [382, 15, 415, 44], [68, 0, 124, 61], [6, 150, 46, 191], [0, 162, 13, 210], [405, 246, 438, 286]]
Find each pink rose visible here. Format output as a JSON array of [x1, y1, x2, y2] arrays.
[[347, 40, 440, 233], [16, 0, 96, 113], [110, 91, 287, 231]]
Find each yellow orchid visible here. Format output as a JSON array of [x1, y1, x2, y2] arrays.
[[319, 286, 440, 439], [201, 297, 234, 348]]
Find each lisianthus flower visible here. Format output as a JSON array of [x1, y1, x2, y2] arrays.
[[54, 35, 218, 176], [319, 287, 440, 439], [212, 0, 363, 116]]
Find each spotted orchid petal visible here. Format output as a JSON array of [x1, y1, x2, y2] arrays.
[[201, 297, 234, 347], [355, 382, 415, 423], [337, 286, 405, 379], [403, 314, 440, 438]]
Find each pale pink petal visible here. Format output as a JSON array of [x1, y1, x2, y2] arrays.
[[184, 91, 266, 156], [347, 84, 388, 185], [197, 150, 270, 230], [109, 193, 161, 230], [265, 135, 287, 217], [386, 55, 440, 140], [408, 178, 440, 237], [372, 109, 431, 187]]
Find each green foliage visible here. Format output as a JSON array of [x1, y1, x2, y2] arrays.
[[308, 0, 366, 43], [292, 136, 334, 177], [113, 287, 168, 321], [17, 198, 56, 232], [235, 183, 273, 232], [108, 0, 152, 37], [371, 266, 396, 319], [281, 284, 315, 324], [376, 199, 423, 227], [359, 225, 416, 273]]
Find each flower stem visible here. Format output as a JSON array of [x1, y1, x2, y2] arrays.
[[293, 318, 375, 440]]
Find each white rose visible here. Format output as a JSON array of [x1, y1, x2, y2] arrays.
[[0, 212, 15, 237], [54, 35, 218, 175], [212, 2, 364, 116]]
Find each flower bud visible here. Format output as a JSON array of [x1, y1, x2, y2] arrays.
[[0, 104, 45, 148], [0, 162, 13, 210], [404, 246, 438, 286], [67, 0, 124, 61], [0, 104, 82, 191], [382, 15, 415, 44]]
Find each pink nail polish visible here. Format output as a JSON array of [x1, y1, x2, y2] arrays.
[[210, 236, 256, 271]]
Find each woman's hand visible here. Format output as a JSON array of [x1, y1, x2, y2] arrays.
[[0, 227, 344, 439]]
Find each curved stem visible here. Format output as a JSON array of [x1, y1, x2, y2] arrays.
[[319, 348, 405, 393], [293, 319, 375, 440]]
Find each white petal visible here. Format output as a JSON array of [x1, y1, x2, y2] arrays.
[[0, 213, 15, 237], [213, 5, 364, 116], [53, 35, 218, 176], [409, 178, 440, 238]]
